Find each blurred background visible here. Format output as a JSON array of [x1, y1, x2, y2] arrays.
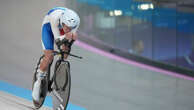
[[67, 0, 194, 71], [0, 0, 194, 110]]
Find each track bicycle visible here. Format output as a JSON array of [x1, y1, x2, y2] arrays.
[[32, 39, 82, 110]]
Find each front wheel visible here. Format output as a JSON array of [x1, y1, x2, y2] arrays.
[[52, 60, 71, 110]]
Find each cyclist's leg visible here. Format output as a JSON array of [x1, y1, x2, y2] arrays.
[[32, 22, 54, 102], [40, 50, 53, 72], [40, 22, 54, 72]]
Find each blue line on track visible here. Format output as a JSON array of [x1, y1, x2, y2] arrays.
[[0, 80, 86, 110]]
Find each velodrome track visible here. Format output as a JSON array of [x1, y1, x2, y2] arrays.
[[1, 0, 194, 110]]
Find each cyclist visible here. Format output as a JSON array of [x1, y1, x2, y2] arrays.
[[32, 7, 80, 102]]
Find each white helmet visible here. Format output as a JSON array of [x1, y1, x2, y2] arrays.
[[59, 9, 80, 30]]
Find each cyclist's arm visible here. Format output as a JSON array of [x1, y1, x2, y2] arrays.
[[49, 10, 65, 40]]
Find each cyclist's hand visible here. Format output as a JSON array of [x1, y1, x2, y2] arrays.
[[61, 44, 69, 52]]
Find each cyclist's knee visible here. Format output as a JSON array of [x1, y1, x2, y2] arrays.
[[43, 50, 53, 63]]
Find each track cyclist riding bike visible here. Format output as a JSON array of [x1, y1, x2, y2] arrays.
[[32, 7, 80, 104]]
